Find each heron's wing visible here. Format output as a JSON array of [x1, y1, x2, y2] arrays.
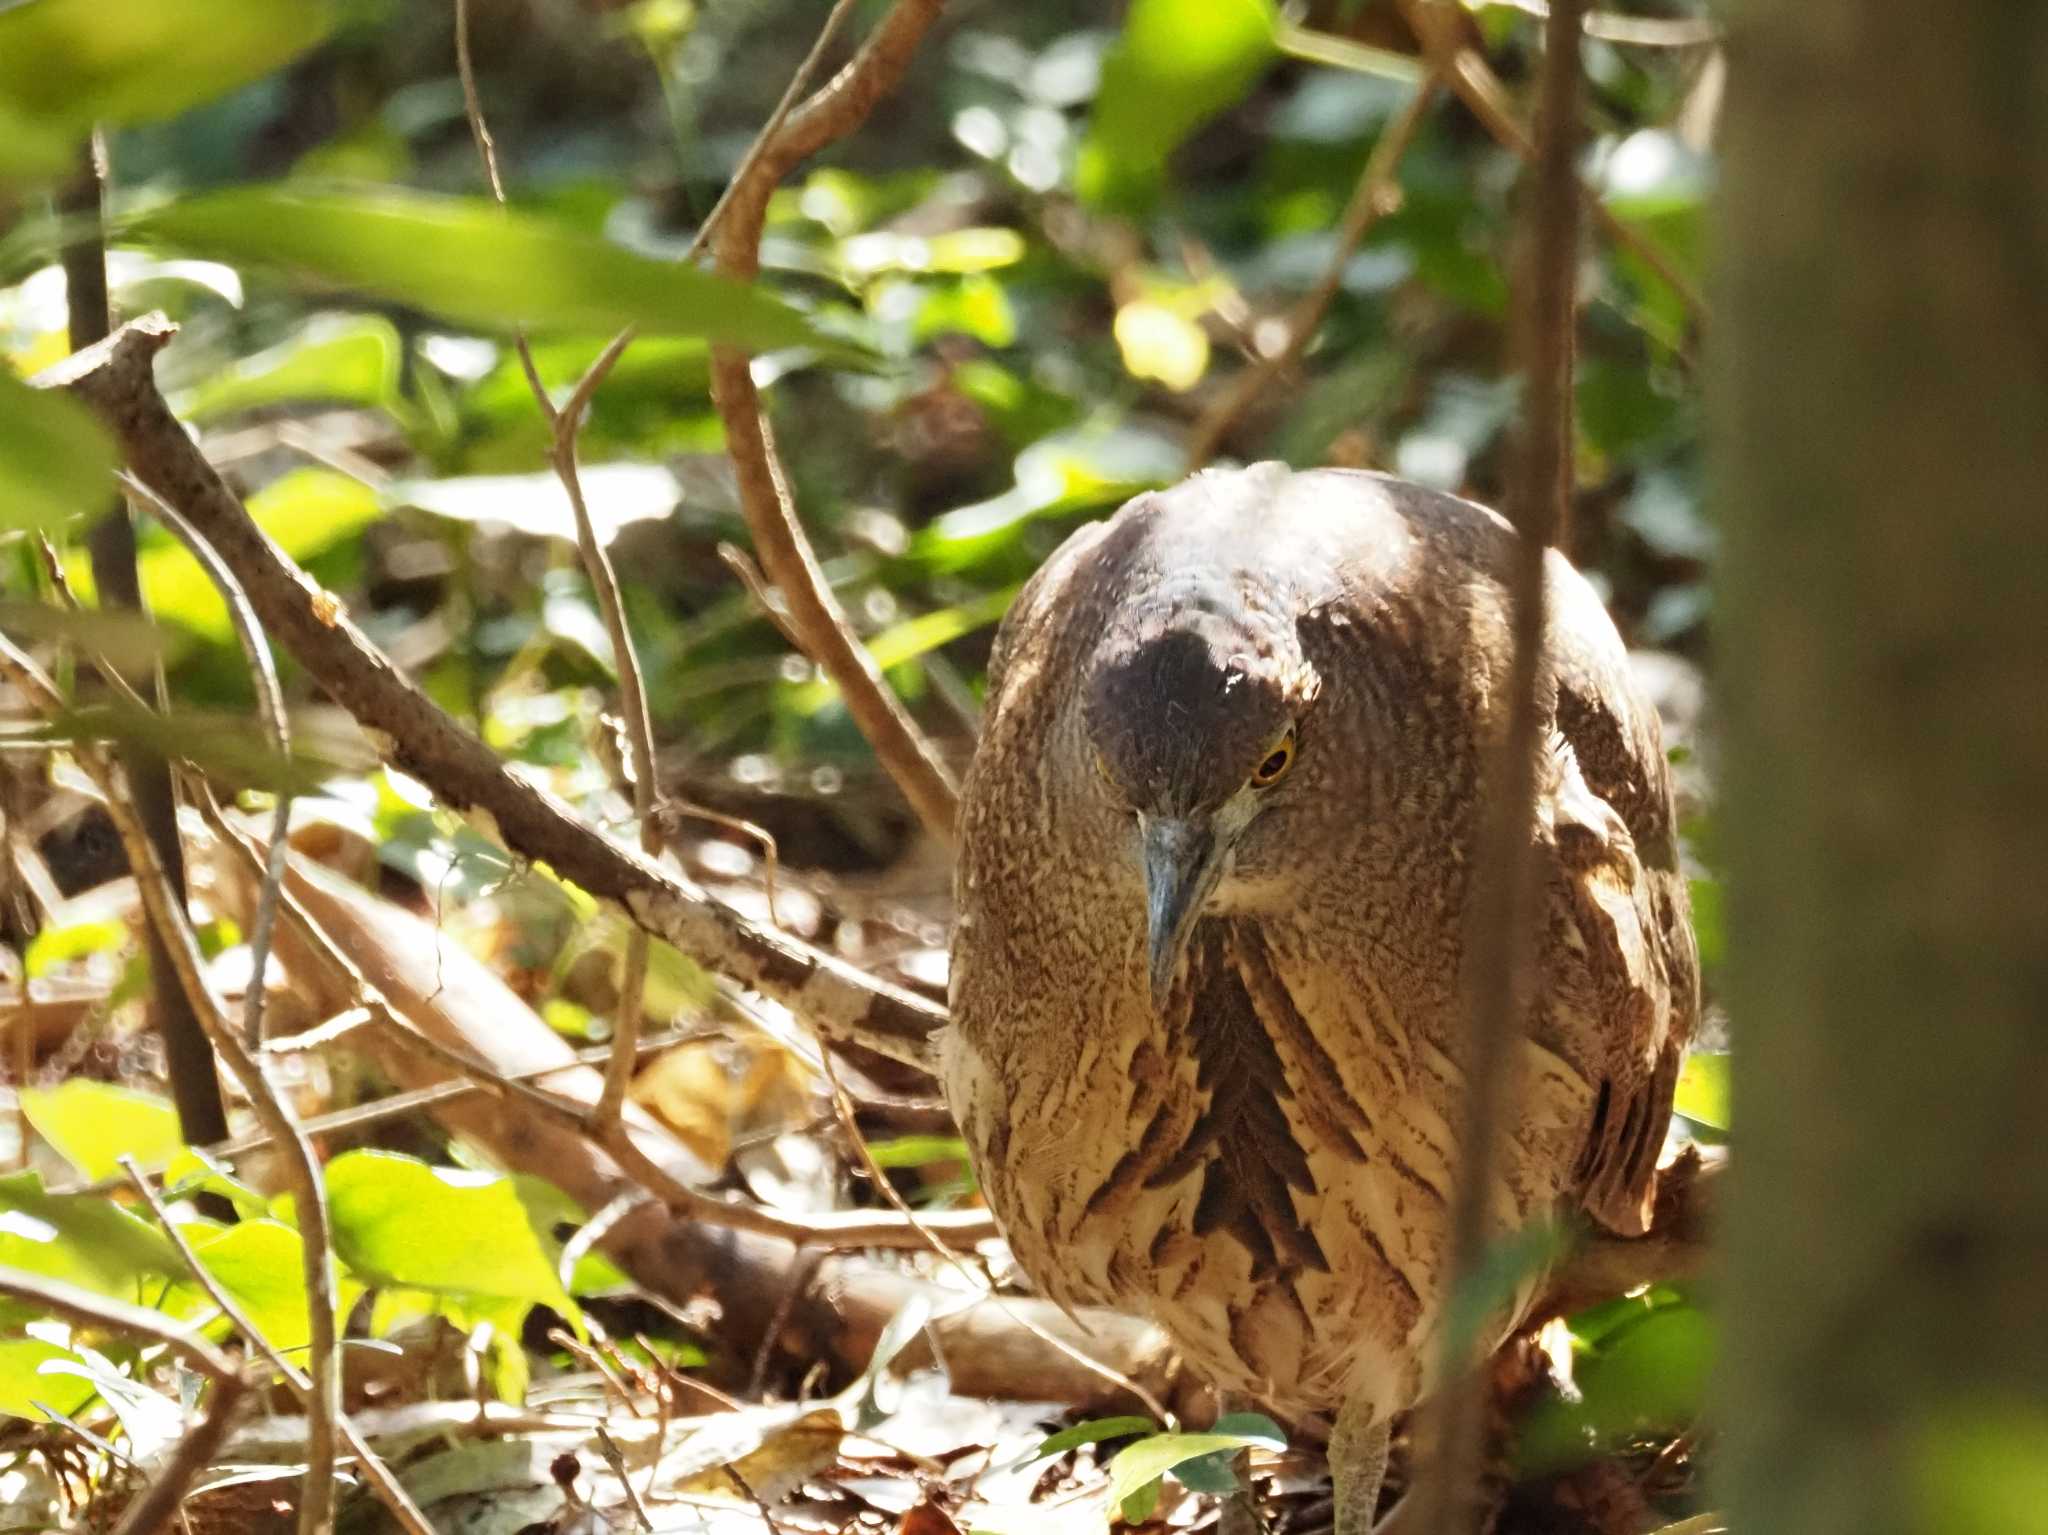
[[1541, 557, 1700, 1236]]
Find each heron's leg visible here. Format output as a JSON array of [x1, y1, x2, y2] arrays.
[[1329, 1391, 1391, 1535]]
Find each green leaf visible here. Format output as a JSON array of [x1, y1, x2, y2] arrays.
[[179, 313, 402, 424], [0, 0, 333, 142], [1688, 875, 1724, 976], [136, 187, 825, 350], [1106, 1427, 1286, 1509], [22, 917, 128, 978], [324, 1151, 579, 1322], [1032, 1415, 1157, 1460], [0, 369, 117, 534], [188, 1218, 362, 1356], [1674, 1051, 1730, 1131], [38, 702, 338, 794], [19, 1082, 182, 1183], [0, 1172, 179, 1309], [0, 1338, 96, 1423], [1120, 1474, 1161, 1524], [864, 1135, 973, 1171], [1079, 0, 1279, 209]]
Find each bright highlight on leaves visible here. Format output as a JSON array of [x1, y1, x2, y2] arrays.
[[1113, 301, 1211, 393], [323, 1150, 580, 1323], [1675, 1051, 1730, 1130], [137, 187, 827, 350]]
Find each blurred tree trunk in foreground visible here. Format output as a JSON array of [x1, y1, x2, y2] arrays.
[[1713, 5, 2048, 1534]]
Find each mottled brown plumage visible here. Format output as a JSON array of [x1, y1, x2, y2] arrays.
[[943, 464, 1697, 1528]]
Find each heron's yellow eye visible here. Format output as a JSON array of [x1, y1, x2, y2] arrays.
[[1250, 732, 1296, 788]]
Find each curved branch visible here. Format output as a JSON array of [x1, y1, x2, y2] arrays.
[[705, 0, 961, 846], [37, 316, 947, 1073]]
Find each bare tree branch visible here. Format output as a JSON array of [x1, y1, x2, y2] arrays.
[[33, 315, 947, 1073], [1409, 0, 1587, 1528], [705, 0, 961, 846]]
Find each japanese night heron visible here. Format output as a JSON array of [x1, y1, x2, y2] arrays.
[[943, 464, 1697, 1531]]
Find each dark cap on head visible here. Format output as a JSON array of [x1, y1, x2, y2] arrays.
[[1084, 594, 1320, 815]]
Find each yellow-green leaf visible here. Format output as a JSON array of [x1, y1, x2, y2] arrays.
[[19, 1082, 181, 1183]]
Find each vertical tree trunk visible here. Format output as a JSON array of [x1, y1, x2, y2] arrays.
[[1713, 6, 2048, 1533]]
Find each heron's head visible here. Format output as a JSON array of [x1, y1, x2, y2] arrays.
[[1081, 597, 1322, 1006]]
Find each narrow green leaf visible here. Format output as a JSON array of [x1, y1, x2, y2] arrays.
[[19, 1082, 182, 1183], [0, 0, 332, 139], [864, 1134, 973, 1171], [137, 187, 825, 350], [0, 369, 116, 534], [1032, 1415, 1157, 1460]]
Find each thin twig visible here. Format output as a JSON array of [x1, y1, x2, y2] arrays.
[[119, 1159, 440, 1535], [684, 0, 866, 260], [454, 0, 658, 1134], [38, 315, 949, 1072], [1408, 0, 1585, 1528], [118, 474, 293, 1051], [706, 0, 961, 846], [58, 133, 228, 1147], [1184, 70, 1443, 469], [201, 807, 993, 1253], [0, 635, 342, 1535], [106, 1378, 246, 1535]]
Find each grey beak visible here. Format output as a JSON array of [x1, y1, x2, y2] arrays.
[[1142, 816, 1222, 1005]]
